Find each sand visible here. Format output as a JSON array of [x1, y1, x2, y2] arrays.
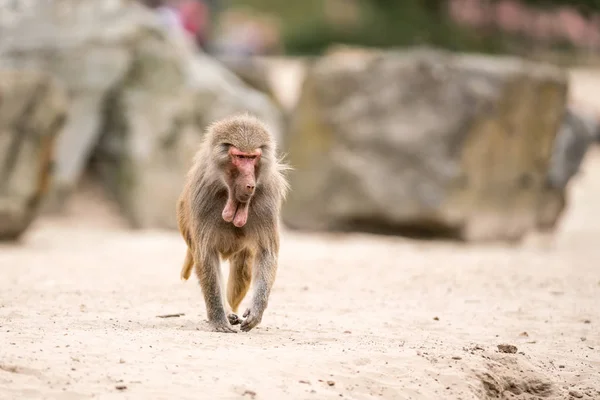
[[0, 148, 598, 400], [1, 63, 600, 398]]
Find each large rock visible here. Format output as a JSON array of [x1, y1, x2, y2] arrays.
[[0, 69, 68, 240], [0, 1, 136, 209], [93, 41, 284, 229], [536, 107, 596, 232], [283, 48, 571, 242], [0, 0, 284, 229]]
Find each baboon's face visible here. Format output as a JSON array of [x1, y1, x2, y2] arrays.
[[227, 146, 262, 204], [220, 145, 263, 228]]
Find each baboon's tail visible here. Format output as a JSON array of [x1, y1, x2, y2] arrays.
[[180, 249, 194, 281]]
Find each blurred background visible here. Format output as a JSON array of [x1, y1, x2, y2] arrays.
[[143, 0, 600, 59], [1, 0, 599, 242]]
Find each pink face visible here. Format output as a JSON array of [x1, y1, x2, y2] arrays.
[[221, 146, 262, 227], [229, 146, 261, 202]]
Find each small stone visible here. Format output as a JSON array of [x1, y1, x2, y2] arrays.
[[497, 344, 518, 354], [569, 389, 583, 398], [327, 380, 335, 386], [115, 385, 127, 391]]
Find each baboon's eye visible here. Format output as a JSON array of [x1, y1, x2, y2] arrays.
[[235, 154, 257, 160]]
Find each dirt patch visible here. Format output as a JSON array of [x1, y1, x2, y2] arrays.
[[474, 354, 557, 399]]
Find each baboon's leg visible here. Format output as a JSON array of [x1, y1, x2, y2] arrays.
[[195, 250, 236, 333], [226, 249, 253, 324], [240, 248, 277, 332]]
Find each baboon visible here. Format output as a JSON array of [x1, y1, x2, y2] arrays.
[[177, 113, 289, 333]]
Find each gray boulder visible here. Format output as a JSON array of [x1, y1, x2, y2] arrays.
[[93, 44, 284, 229], [536, 107, 596, 232], [0, 69, 68, 240], [548, 108, 596, 190], [0, 1, 136, 209], [283, 48, 571, 242], [0, 0, 284, 229]]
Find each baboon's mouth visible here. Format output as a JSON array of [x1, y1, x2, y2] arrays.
[[236, 194, 252, 204]]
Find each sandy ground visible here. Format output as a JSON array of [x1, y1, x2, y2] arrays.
[[0, 153, 599, 400], [1, 63, 600, 399]]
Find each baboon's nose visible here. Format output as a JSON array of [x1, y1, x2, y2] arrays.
[[246, 184, 255, 193]]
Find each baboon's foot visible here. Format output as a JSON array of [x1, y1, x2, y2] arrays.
[[209, 319, 237, 333]]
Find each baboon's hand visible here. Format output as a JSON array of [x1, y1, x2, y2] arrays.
[[240, 307, 263, 332], [228, 313, 242, 325]]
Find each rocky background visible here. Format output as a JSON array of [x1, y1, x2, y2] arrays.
[[1, 0, 598, 243], [1, 1, 600, 399], [0, 0, 284, 231]]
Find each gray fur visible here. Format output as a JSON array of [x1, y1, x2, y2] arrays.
[[177, 113, 290, 333]]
